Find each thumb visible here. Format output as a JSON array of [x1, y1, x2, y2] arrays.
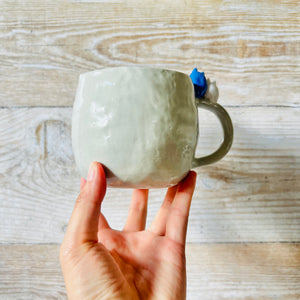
[[64, 161, 107, 246]]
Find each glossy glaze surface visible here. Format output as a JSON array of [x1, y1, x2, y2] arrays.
[[72, 67, 198, 188]]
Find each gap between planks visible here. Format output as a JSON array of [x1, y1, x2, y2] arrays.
[[1, 104, 300, 109], [1, 241, 300, 246]]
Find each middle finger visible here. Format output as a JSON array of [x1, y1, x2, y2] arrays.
[[123, 189, 149, 232]]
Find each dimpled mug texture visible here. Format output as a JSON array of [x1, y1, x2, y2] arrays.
[[72, 67, 198, 188]]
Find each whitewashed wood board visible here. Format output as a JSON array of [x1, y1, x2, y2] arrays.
[[1, 1, 299, 299], [1, 243, 299, 300], [0, 0, 299, 106], [186, 243, 300, 300], [1, 106, 299, 244]]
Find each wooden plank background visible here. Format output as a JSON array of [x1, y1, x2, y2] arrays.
[[0, 0, 299, 299]]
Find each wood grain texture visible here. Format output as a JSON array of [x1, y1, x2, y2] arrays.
[[0, 245, 66, 300], [1, 1, 299, 298], [1, 243, 299, 300], [0, 0, 299, 106], [1, 106, 299, 244], [186, 243, 300, 300]]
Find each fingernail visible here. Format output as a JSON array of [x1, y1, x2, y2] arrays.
[[87, 162, 97, 181], [191, 170, 197, 177]]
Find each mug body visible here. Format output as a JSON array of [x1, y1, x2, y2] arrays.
[[72, 67, 198, 188]]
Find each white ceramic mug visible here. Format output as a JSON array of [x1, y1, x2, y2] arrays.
[[72, 67, 233, 188]]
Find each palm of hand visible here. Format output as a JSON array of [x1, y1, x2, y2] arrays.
[[60, 163, 196, 300], [77, 229, 185, 300]]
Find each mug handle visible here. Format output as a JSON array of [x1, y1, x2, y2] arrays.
[[192, 98, 233, 169]]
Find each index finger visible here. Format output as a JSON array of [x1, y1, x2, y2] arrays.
[[64, 162, 107, 246], [165, 171, 197, 245]]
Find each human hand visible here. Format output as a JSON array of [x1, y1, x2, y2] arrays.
[[60, 162, 197, 300]]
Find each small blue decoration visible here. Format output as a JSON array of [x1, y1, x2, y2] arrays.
[[190, 68, 207, 98]]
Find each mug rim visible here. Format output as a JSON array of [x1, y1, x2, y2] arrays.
[[79, 66, 189, 79]]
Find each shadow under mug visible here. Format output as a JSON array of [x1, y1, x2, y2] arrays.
[[72, 67, 233, 188]]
